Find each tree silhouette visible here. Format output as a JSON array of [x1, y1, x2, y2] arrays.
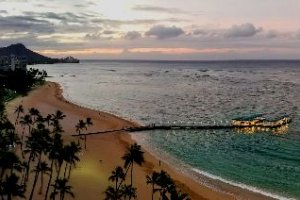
[[109, 166, 125, 192], [122, 143, 145, 187], [104, 186, 121, 200], [44, 133, 64, 200], [146, 171, 160, 200], [120, 184, 137, 200], [50, 178, 74, 200], [20, 114, 33, 135], [14, 104, 24, 125], [0, 151, 20, 180], [63, 141, 81, 179], [35, 161, 51, 195], [28, 127, 52, 200], [1, 173, 25, 200]]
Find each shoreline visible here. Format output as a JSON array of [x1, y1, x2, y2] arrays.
[[5, 81, 277, 200]]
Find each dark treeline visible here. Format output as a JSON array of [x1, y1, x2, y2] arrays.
[[0, 68, 47, 96], [0, 104, 85, 200]]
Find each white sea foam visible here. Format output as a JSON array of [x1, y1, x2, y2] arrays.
[[191, 168, 296, 200], [131, 132, 296, 200]]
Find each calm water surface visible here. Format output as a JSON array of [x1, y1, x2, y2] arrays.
[[35, 60, 300, 199]]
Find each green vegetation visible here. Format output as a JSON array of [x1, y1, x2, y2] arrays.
[[0, 68, 47, 97]]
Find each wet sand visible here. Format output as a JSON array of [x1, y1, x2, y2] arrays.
[[5, 82, 274, 200]]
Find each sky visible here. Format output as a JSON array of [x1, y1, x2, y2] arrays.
[[0, 0, 300, 60]]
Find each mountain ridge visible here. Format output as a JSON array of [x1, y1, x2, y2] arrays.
[[0, 44, 79, 64]]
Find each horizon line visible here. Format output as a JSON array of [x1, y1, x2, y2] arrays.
[[79, 58, 300, 62]]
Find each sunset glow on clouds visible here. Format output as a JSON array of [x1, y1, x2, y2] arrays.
[[0, 0, 300, 59]]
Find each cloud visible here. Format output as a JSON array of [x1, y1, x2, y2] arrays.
[[225, 23, 262, 38], [0, 10, 8, 14], [0, 15, 55, 34], [296, 29, 300, 38], [266, 30, 278, 38], [145, 25, 184, 39], [102, 30, 116, 35], [91, 18, 159, 27], [74, 4, 87, 8], [124, 31, 141, 40], [85, 32, 105, 40], [193, 29, 208, 35], [23, 11, 87, 23], [132, 5, 185, 14], [37, 48, 124, 56]]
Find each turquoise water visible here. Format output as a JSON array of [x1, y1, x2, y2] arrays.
[[35, 60, 300, 199]]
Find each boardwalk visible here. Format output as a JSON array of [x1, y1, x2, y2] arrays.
[[71, 121, 290, 137]]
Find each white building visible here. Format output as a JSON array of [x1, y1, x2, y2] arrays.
[[0, 55, 27, 71]]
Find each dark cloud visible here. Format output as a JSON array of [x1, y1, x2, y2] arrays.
[[132, 5, 185, 14], [145, 25, 184, 39], [124, 31, 141, 40], [102, 30, 116, 35], [0, 10, 8, 14], [296, 29, 300, 38], [84, 32, 101, 40], [0, 15, 54, 34], [193, 29, 208, 35], [266, 30, 278, 38], [225, 23, 262, 38], [84, 31, 114, 40], [74, 4, 87, 8], [23, 11, 87, 23]]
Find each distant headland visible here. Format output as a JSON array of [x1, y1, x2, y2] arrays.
[[0, 43, 79, 67]]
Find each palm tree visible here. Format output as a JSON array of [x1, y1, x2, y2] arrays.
[[44, 114, 52, 127], [75, 119, 87, 148], [155, 170, 175, 200], [24, 134, 40, 182], [0, 151, 20, 180], [63, 141, 81, 179], [104, 186, 121, 200], [51, 110, 66, 125], [1, 173, 25, 200], [36, 161, 51, 195], [170, 188, 190, 200], [109, 166, 125, 191], [75, 119, 86, 135], [29, 162, 42, 200], [84, 117, 93, 149], [146, 171, 160, 200], [24, 127, 51, 182], [14, 104, 24, 125], [122, 143, 145, 188], [20, 114, 33, 135], [86, 117, 93, 127], [28, 128, 52, 200], [120, 184, 137, 200], [50, 178, 74, 200], [44, 133, 63, 200], [28, 107, 41, 125]]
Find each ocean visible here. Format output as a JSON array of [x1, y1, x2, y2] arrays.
[[35, 60, 300, 199]]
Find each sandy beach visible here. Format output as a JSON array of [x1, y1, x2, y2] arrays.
[[5, 82, 275, 200]]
